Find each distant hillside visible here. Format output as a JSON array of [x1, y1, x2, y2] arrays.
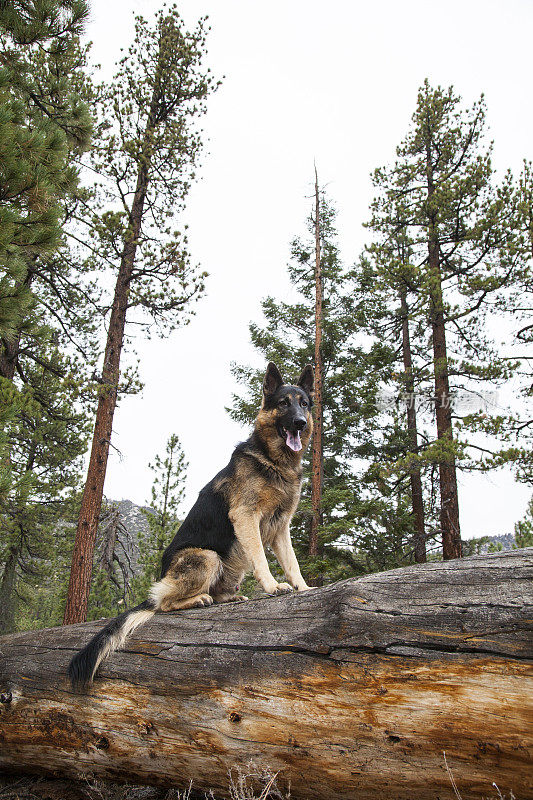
[[112, 498, 152, 538], [103, 498, 153, 575], [480, 533, 516, 552]]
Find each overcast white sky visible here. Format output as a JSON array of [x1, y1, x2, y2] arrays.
[[85, 0, 533, 539]]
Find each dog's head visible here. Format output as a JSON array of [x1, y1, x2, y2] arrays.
[[257, 362, 314, 454]]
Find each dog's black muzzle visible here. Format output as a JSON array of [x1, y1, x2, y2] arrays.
[[279, 412, 307, 435]]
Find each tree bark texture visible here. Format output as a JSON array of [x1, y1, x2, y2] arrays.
[[430, 267, 462, 560], [0, 338, 19, 381], [1, 549, 532, 800], [309, 168, 323, 559], [0, 271, 34, 381], [399, 287, 426, 563], [63, 80, 161, 625], [0, 547, 18, 635], [425, 140, 462, 560]]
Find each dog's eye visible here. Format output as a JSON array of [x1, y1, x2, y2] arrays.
[[300, 399, 308, 408], [279, 398, 289, 407]]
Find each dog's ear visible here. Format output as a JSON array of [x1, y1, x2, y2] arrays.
[[297, 364, 314, 399], [263, 362, 284, 396]]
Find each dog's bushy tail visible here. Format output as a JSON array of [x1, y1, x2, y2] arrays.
[[68, 599, 156, 690]]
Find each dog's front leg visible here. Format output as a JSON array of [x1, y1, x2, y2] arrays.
[[230, 508, 292, 595], [271, 524, 311, 591]]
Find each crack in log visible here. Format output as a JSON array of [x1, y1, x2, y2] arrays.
[[5, 635, 530, 669], [118, 639, 532, 663]]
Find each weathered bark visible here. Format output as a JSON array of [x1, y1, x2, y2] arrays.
[[0, 338, 19, 381], [425, 139, 462, 560], [309, 167, 323, 559], [63, 61, 163, 625], [1, 549, 532, 800]]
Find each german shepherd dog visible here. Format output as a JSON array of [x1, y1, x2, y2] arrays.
[[68, 362, 314, 688]]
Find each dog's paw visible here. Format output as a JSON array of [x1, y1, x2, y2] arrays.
[[295, 583, 312, 591], [194, 594, 214, 607], [215, 593, 249, 603], [271, 582, 293, 595]]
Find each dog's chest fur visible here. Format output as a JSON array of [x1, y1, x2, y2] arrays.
[[216, 450, 301, 546], [237, 452, 300, 510]]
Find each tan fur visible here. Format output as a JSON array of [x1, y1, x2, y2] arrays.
[[210, 539, 248, 601], [150, 548, 222, 611], [271, 523, 308, 590]]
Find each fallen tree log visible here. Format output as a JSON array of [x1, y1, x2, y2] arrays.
[[0, 549, 532, 800]]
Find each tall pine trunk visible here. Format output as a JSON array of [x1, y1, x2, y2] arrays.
[[309, 169, 323, 558], [426, 142, 462, 560], [431, 284, 462, 559], [0, 276, 31, 626], [0, 439, 38, 633], [63, 81, 161, 624], [399, 287, 426, 562], [0, 272, 34, 380], [0, 339, 19, 380], [0, 546, 18, 634]]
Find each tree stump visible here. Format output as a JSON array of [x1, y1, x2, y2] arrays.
[[1, 549, 532, 799]]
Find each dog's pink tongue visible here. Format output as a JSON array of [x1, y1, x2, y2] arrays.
[[285, 430, 302, 452]]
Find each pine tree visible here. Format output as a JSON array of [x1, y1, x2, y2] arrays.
[[63, 9, 218, 624], [398, 283, 427, 562], [358, 234, 430, 563], [131, 434, 188, 603], [0, 0, 94, 529], [230, 191, 407, 580], [0, 0, 92, 351], [367, 81, 520, 559], [84, 500, 138, 620], [0, 340, 89, 633], [309, 168, 324, 557], [514, 497, 533, 548], [507, 162, 533, 483], [480, 160, 533, 484]]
